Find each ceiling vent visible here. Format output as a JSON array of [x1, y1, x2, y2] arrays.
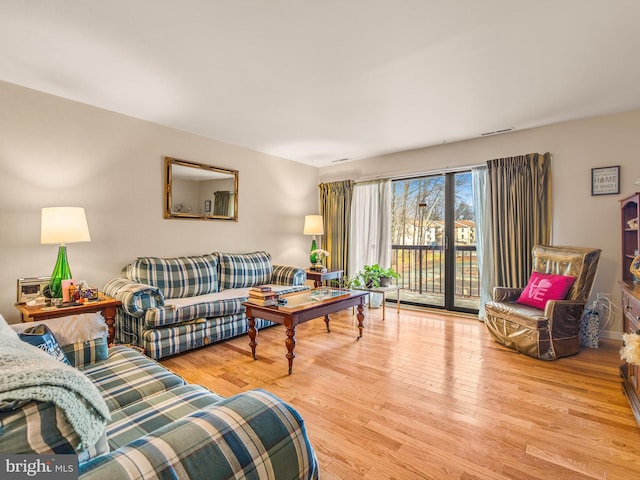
[[479, 127, 515, 137], [331, 158, 350, 163]]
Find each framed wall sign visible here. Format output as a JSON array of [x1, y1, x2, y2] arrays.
[[591, 166, 620, 196]]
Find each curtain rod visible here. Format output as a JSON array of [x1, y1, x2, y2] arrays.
[[355, 162, 485, 183]]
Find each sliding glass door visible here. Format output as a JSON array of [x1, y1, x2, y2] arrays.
[[391, 171, 479, 313]]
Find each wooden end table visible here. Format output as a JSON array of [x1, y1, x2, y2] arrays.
[[15, 294, 122, 344], [305, 269, 343, 288], [243, 288, 367, 374], [353, 285, 400, 320]]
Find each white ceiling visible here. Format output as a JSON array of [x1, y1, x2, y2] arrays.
[[2, 1, 640, 167]]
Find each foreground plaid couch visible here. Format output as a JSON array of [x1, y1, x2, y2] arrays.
[[0, 315, 319, 480], [104, 251, 308, 359]]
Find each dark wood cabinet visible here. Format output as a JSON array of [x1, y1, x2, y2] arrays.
[[620, 192, 640, 426], [621, 192, 639, 283], [621, 283, 640, 426]]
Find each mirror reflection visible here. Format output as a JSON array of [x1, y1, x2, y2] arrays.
[[164, 157, 238, 221]]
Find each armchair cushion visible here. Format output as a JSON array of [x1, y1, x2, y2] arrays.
[[516, 272, 575, 309]]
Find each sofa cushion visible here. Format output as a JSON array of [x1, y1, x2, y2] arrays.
[[126, 254, 219, 299], [145, 284, 304, 329], [62, 337, 109, 368], [141, 313, 276, 360], [106, 384, 223, 449], [81, 346, 185, 411], [216, 251, 273, 289], [11, 313, 109, 368]]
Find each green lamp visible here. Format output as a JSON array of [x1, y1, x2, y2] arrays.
[[303, 214, 324, 266], [41, 207, 91, 298]]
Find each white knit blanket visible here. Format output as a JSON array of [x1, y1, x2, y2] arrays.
[[0, 318, 110, 451]]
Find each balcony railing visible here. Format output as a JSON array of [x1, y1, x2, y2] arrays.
[[390, 244, 480, 299]]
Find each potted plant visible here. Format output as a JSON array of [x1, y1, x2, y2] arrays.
[[353, 264, 400, 288], [378, 266, 401, 287], [333, 275, 354, 289]]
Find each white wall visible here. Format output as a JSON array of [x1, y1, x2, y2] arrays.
[[320, 110, 640, 337], [3, 79, 638, 336], [0, 81, 320, 322]]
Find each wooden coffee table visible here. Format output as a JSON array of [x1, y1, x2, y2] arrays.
[[243, 288, 368, 374]]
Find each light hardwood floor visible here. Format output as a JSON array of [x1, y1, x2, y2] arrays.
[[161, 305, 640, 480]]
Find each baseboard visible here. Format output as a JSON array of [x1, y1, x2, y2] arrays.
[[600, 329, 622, 340]]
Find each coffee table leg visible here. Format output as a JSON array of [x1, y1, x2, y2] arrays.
[[356, 302, 365, 339], [285, 326, 296, 374], [248, 316, 257, 360], [382, 291, 386, 321], [324, 315, 331, 332]]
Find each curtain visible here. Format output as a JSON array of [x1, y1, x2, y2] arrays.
[[213, 191, 231, 216], [487, 152, 552, 289], [472, 166, 494, 320], [348, 180, 392, 277], [319, 180, 354, 274]]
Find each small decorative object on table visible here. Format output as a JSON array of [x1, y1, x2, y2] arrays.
[[81, 287, 99, 301], [631, 254, 640, 284], [311, 249, 330, 272]]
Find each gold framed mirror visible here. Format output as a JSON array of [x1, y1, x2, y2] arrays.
[[164, 157, 238, 221]]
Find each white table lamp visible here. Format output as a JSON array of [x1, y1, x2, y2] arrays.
[[303, 215, 324, 265], [41, 207, 91, 298]]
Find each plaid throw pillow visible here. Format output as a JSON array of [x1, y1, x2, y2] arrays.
[[126, 254, 219, 299], [216, 251, 273, 289]]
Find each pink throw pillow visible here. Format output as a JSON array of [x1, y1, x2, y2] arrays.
[[516, 272, 576, 310]]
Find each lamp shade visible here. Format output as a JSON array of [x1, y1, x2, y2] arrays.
[[41, 207, 91, 245], [303, 215, 324, 236]]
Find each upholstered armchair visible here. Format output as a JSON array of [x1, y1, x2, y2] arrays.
[[484, 245, 601, 360]]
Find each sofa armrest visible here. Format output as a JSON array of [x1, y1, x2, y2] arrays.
[[103, 278, 164, 317], [0, 400, 109, 462], [79, 389, 319, 480], [272, 264, 307, 286], [492, 287, 523, 303]]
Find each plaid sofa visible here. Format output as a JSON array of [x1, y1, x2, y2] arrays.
[[104, 251, 308, 359], [0, 317, 319, 480]]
